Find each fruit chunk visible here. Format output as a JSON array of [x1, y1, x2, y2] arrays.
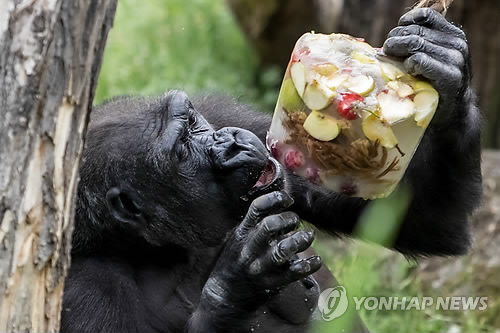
[[380, 62, 405, 82], [303, 111, 342, 141], [341, 182, 358, 196], [313, 63, 339, 77], [280, 78, 304, 111], [411, 80, 435, 93], [362, 114, 398, 149], [343, 75, 375, 96], [268, 140, 282, 159], [387, 80, 414, 98], [352, 51, 376, 64], [291, 47, 311, 62], [305, 167, 320, 184], [325, 72, 349, 91], [377, 89, 416, 125], [337, 92, 364, 120], [291, 62, 306, 97], [302, 81, 336, 110], [284, 150, 304, 170], [414, 90, 439, 128]]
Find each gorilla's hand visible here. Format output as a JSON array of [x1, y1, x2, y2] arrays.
[[383, 8, 471, 126], [192, 192, 321, 330]]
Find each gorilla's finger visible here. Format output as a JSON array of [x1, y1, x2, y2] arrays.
[[398, 8, 465, 38], [269, 230, 315, 265], [387, 25, 469, 59], [286, 256, 322, 281], [237, 191, 293, 238], [403, 52, 463, 87], [245, 212, 300, 255], [383, 35, 465, 68]]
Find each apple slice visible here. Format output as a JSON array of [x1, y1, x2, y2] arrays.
[[352, 51, 376, 64], [362, 114, 398, 149], [414, 90, 439, 128], [377, 89, 416, 125], [411, 80, 435, 93], [302, 80, 336, 110], [313, 63, 339, 77], [303, 111, 342, 141], [324, 72, 349, 91], [343, 75, 375, 96], [380, 62, 405, 82], [387, 81, 414, 98], [291, 62, 306, 97], [279, 78, 304, 111]]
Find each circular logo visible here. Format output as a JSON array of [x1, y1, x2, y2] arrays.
[[317, 286, 349, 321]]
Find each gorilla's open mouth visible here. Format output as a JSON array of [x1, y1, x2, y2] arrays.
[[247, 157, 285, 197], [254, 160, 276, 187]]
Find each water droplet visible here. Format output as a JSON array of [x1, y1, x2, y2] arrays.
[[250, 326, 255, 332], [304, 298, 308, 302], [264, 289, 271, 294]]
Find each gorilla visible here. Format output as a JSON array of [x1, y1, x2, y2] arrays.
[[61, 9, 482, 333]]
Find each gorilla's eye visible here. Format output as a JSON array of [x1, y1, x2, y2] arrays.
[[175, 141, 189, 161], [188, 109, 197, 128]]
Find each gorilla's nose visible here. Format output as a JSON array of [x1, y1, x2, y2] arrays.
[[211, 127, 268, 170]]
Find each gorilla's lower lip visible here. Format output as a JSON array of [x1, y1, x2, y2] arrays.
[[247, 157, 284, 196]]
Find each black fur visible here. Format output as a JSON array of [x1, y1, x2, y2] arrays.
[[62, 8, 481, 333]]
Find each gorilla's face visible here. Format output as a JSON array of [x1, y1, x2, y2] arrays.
[[76, 90, 284, 251]]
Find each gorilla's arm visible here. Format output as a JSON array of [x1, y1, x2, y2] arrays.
[[194, 9, 482, 256], [61, 258, 150, 333]]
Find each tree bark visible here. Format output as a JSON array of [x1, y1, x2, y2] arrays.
[[0, 1, 117, 332], [227, 0, 500, 148]]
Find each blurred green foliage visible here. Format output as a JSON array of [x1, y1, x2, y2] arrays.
[[95, 1, 496, 332], [95, 0, 280, 109]]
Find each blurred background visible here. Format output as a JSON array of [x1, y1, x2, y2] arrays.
[[94, 0, 499, 332]]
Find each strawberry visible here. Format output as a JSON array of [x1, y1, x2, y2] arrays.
[[337, 92, 364, 120], [341, 182, 358, 196], [284, 150, 304, 170], [269, 141, 282, 159], [305, 167, 320, 184]]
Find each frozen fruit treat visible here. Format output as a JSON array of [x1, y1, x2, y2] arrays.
[[267, 33, 439, 199]]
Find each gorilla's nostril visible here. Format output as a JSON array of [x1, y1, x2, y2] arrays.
[[224, 144, 241, 161]]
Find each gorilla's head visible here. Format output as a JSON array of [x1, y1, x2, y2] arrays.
[[74, 90, 284, 254]]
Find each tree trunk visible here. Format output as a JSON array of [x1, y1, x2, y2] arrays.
[[227, 0, 500, 148], [0, 1, 117, 332]]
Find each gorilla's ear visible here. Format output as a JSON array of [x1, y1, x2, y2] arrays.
[[106, 187, 146, 227]]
